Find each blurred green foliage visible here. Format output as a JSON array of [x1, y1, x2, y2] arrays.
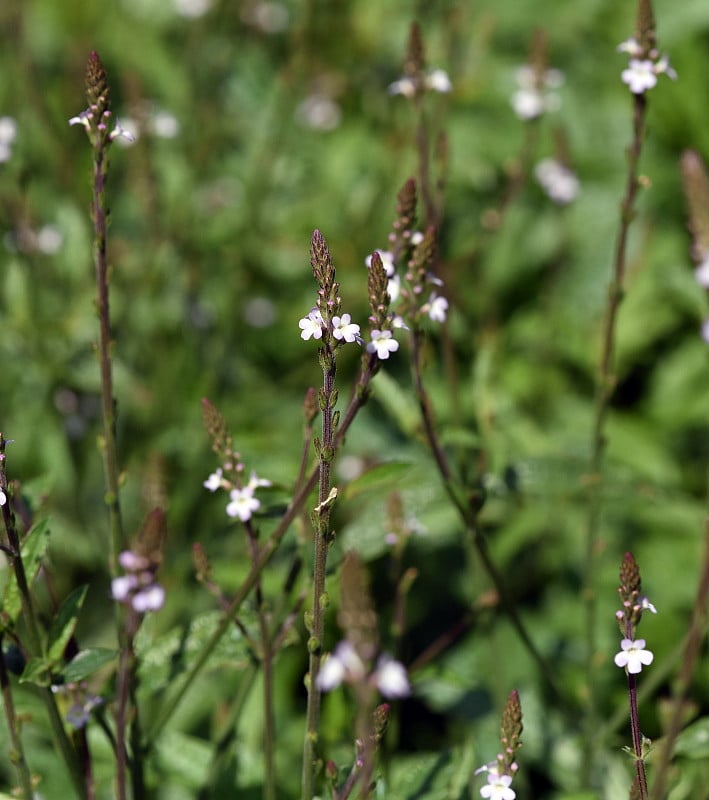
[[0, 0, 708, 797]]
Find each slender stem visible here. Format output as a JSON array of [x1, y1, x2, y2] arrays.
[[92, 145, 125, 573], [302, 340, 337, 800], [582, 90, 647, 769], [627, 673, 649, 799]]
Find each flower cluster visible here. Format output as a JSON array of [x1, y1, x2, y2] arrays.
[[475, 690, 523, 800], [614, 552, 656, 675], [69, 109, 135, 145], [111, 550, 165, 614], [511, 64, 563, 121], [51, 681, 103, 729], [618, 37, 676, 94], [204, 467, 272, 522], [534, 158, 580, 205], [317, 640, 411, 699], [298, 307, 362, 344], [388, 68, 452, 98]]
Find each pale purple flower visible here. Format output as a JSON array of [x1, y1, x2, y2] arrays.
[[109, 118, 136, 143], [332, 313, 362, 343], [367, 330, 399, 359], [247, 471, 272, 491], [119, 550, 151, 571], [132, 584, 166, 613], [640, 596, 657, 614], [614, 638, 654, 674], [111, 574, 138, 602], [299, 308, 324, 340], [204, 468, 224, 492], [226, 486, 260, 521]]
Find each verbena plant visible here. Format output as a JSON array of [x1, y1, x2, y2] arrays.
[[0, 1, 708, 798]]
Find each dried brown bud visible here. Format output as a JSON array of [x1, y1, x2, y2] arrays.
[[85, 51, 110, 116], [636, 0, 657, 56]]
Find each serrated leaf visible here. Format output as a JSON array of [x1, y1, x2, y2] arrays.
[[62, 647, 117, 683], [47, 585, 88, 664], [2, 518, 51, 624]]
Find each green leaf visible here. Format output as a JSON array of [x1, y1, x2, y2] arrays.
[[154, 729, 212, 788], [2, 518, 51, 624], [47, 585, 88, 664], [672, 717, 709, 759], [341, 461, 413, 501], [62, 647, 117, 683], [20, 656, 52, 687]]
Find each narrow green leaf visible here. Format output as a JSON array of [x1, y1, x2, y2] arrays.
[[62, 647, 117, 683], [2, 518, 51, 624], [47, 585, 88, 664]]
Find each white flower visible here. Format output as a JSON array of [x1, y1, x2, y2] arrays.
[[622, 59, 658, 94], [388, 77, 416, 98], [702, 317, 709, 345], [174, 0, 211, 17], [367, 330, 399, 359], [332, 313, 362, 343], [426, 69, 452, 93], [0, 488, 5, 506], [387, 274, 401, 303], [111, 574, 138, 603], [69, 110, 92, 131], [204, 468, 224, 492], [226, 486, 260, 521], [247, 471, 272, 490], [317, 641, 366, 691], [109, 118, 136, 143], [0, 116, 17, 146], [295, 94, 342, 131], [299, 308, 324, 340], [411, 230, 425, 246], [640, 596, 657, 614], [614, 638, 654, 674], [617, 37, 643, 57], [534, 158, 580, 204], [480, 770, 515, 800], [511, 65, 563, 120], [374, 655, 411, 698], [366, 250, 396, 277], [695, 258, 709, 288], [426, 293, 449, 323]]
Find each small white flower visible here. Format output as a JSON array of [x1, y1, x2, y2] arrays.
[[0, 116, 17, 146], [614, 638, 654, 674], [511, 65, 563, 120], [426, 293, 449, 323], [410, 231, 425, 246], [0, 488, 6, 506], [174, 0, 211, 17], [702, 317, 709, 345], [226, 486, 260, 521], [247, 471, 272, 490], [387, 274, 401, 303], [367, 330, 399, 360], [388, 77, 416, 98], [480, 770, 515, 800], [149, 109, 180, 139], [694, 258, 709, 288], [204, 468, 224, 492], [534, 158, 580, 204], [317, 641, 366, 691], [640, 596, 657, 614], [109, 118, 136, 144], [366, 250, 396, 277], [332, 313, 362, 343], [374, 655, 411, 698], [392, 315, 409, 330], [69, 110, 92, 131], [426, 69, 452, 93], [119, 550, 151, 571], [617, 37, 643, 57], [622, 59, 658, 94], [299, 308, 324, 340], [295, 94, 342, 131]]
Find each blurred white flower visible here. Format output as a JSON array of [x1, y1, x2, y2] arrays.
[[295, 94, 341, 131], [148, 109, 180, 139], [534, 158, 579, 205], [694, 258, 709, 289], [511, 65, 563, 120], [37, 224, 63, 254], [0, 116, 17, 163], [174, 0, 211, 17], [241, 2, 289, 33]]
